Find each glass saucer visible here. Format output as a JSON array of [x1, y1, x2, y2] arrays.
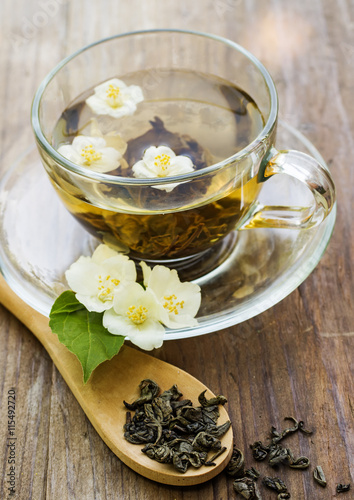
[[0, 121, 336, 340]]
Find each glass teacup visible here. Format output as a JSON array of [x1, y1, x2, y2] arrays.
[[31, 30, 335, 273]]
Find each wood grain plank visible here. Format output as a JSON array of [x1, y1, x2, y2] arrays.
[[0, 309, 53, 500]]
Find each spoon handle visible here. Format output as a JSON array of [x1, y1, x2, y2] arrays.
[[0, 274, 81, 379]]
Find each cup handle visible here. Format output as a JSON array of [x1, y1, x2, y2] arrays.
[[241, 146, 336, 230]]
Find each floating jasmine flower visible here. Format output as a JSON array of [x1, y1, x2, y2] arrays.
[[58, 135, 122, 173], [132, 145, 195, 192], [86, 78, 144, 118], [82, 117, 128, 155], [65, 244, 137, 313], [79, 118, 130, 174], [140, 261, 201, 328], [103, 282, 165, 350]]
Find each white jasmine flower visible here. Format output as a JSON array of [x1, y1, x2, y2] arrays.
[[141, 261, 152, 287], [82, 117, 128, 155], [58, 135, 122, 173], [86, 78, 144, 118], [103, 282, 165, 350], [132, 146, 195, 192], [65, 244, 137, 313], [140, 261, 201, 328]]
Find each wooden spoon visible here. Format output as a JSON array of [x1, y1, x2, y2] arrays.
[[0, 274, 233, 486]]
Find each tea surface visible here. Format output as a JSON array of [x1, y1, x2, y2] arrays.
[[52, 69, 265, 261], [53, 69, 263, 166]]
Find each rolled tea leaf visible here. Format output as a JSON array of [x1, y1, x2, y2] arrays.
[[233, 477, 262, 499], [124, 423, 156, 444], [288, 455, 310, 469], [142, 443, 173, 464], [245, 467, 260, 481], [152, 397, 174, 421], [336, 483, 351, 493], [271, 417, 312, 445], [262, 476, 288, 493], [271, 417, 299, 444], [226, 446, 245, 477], [160, 384, 183, 402], [188, 450, 208, 468], [124, 379, 160, 410], [178, 406, 203, 422], [192, 431, 222, 452], [169, 414, 191, 429], [205, 421, 231, 438], [170, 447, 207, 472], [179, 441, 194, 454], [170, 399, 192, 411], [297, 420, 313, 435], [172, 452, 190, 473], [204, 446, 227, 466], [201, 405, 220, 425], [186, 421, 206, 434], [313, 466, 327, 487], [198, 389, 228, 407], [250, 441, 270, 461], [267, 444, 310, 469], [268, 444, 290, 466]]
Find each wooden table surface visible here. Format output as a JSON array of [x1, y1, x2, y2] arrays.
[[0, 1, 353, 499]]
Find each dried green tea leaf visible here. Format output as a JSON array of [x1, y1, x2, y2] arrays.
[[188, 450, 207, 468], [262, 476, 288, 493], [313, 466, 327, 487], [204, 446, 227, 466], [245, 467, 260, 481], [250, 441, 270, 461], [336, 483, 351, 493], [142, 443, 173, 463], [206, 421, 232, 438], [124, 379, 160, 410], [226, 446, 245, 478], [271, 418, 298, 444], [271, 417, 312, 444], [268, 444, 291, 466], [160, 385, 183, 402], [124, 382, 230, 473], [201, 404, 221, 425], [178, 406, 203, 422], [192, 431, 222, 452], [198, 389, 228, 407], [172, 452, 190, 473], [288, 455, 310, 469], [297, 420, 313, 435], [125, 116, 212, 170], [233, 477, 262, 499]]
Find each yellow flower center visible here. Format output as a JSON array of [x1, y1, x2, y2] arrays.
[[106, 84, 122, 108], [154, 154, 171, 175], [163, 294, 185, 315], [97, 275, 120, 301], [106, 84, 120, 99], [81, 145, 102, 165], [127, 305, 148, 325]]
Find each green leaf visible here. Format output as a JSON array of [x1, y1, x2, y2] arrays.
[[49, 291, 125, 383]]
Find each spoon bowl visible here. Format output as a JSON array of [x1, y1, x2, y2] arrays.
[[0, 274, 233, 485]]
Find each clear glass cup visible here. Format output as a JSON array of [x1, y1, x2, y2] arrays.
[[31, 29, 335, 274]]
